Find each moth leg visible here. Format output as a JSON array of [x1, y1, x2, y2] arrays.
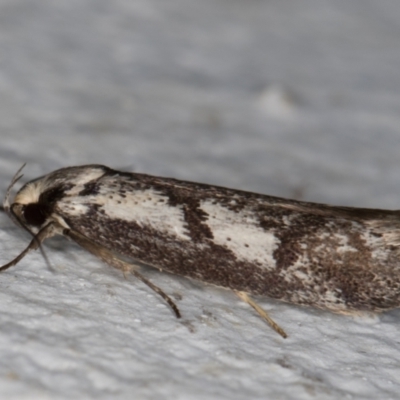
[[235, 291, 287, 339], [63, 229, 181, 318], [129, 268, 181, 318], [0, 222, 57, 272]]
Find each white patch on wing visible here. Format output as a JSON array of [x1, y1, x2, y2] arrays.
[[332, 233, 358, 253], [200, 200, 279, 268], [64, 189, 191, 240], [70, 168, 105, 185], [57, 200, 90, 216], [362, 229, 388, 261]]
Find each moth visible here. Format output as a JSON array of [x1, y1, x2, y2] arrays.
[[2, 164, 400, 338]]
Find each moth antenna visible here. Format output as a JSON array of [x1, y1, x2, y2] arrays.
[[235, 291, 287, 339], [0, 222, 57, 272], [64, 228, 181, 318], [3, 164, 28, 231], [3, 163, 26, 214]]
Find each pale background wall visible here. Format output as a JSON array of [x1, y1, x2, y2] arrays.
[[0, 1, 399, 398]]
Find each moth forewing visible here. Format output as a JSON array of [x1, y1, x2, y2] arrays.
[[3, 164, 400, 338]]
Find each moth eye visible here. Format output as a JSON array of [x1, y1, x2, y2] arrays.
[[23, 203, 49, 227]]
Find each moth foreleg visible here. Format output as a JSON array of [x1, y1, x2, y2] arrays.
[[0, 222, 57, 272], [235, 291, 287, 338]]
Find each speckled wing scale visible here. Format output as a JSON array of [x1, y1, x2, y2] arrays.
[[3, 164, 400, 338]]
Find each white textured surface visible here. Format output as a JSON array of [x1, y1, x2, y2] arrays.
[[0, 1, 400, 399]]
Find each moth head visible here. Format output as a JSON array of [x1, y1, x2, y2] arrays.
[[10, 180, 65, 231], [4, 164, 109, 231]]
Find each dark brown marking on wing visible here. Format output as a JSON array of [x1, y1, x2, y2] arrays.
[[79, 181, 101, 196]]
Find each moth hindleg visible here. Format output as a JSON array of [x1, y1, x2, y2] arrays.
[[235, 291, 287, 338]]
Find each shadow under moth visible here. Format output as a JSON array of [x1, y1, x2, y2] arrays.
[[3, 164, 400, 338]]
